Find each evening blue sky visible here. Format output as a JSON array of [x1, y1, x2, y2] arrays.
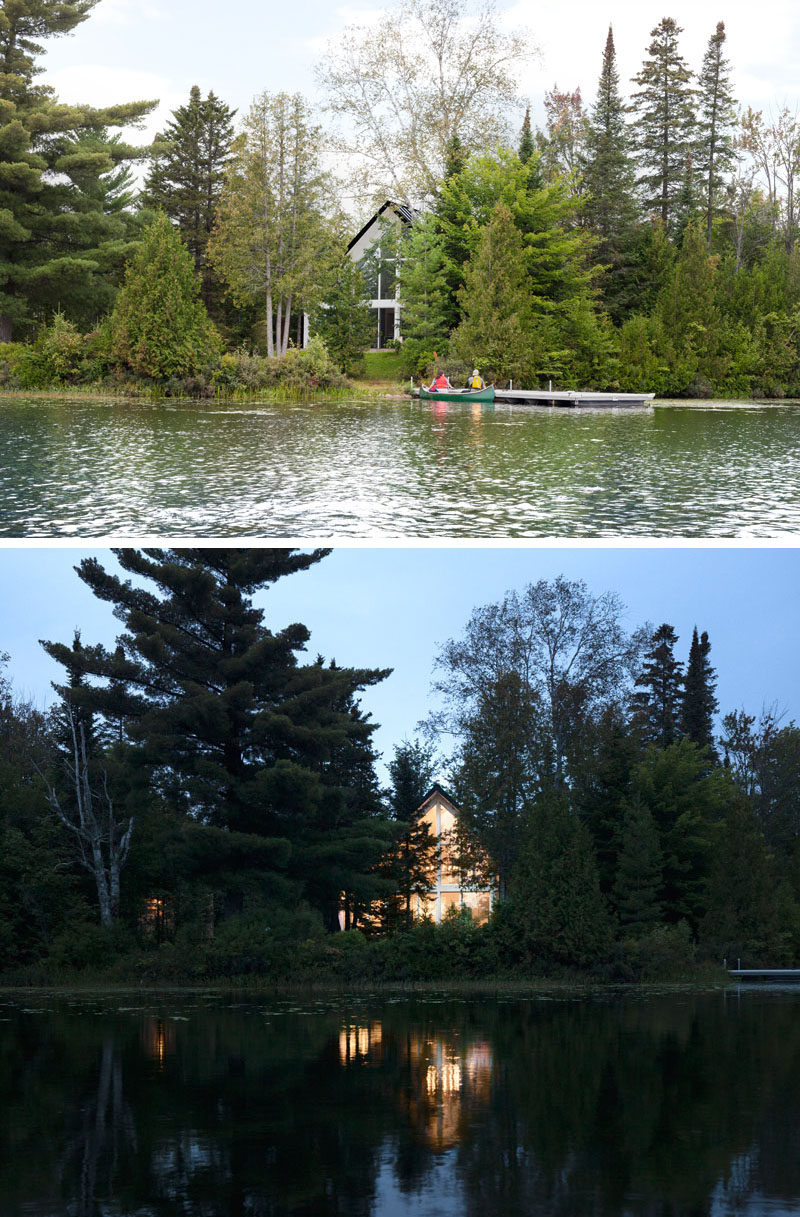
[[2, 546, 798, 776], [38, 0, 800, 191]]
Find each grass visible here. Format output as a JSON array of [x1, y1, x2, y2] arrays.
[[0, 382, 402, 404]]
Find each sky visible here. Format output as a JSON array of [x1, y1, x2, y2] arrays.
[[2, 545, 798, 777], [37, 0, 800, 169]]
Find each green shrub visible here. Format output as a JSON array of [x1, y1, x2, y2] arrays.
[[216, 336, 347, 395], [47, 920, 135, 973], [626, 920, 696, 980], [111, 212, 222, 381]]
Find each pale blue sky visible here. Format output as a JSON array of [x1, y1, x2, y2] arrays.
[[2, 547, 798, 776], [38, 0, 800, 186]]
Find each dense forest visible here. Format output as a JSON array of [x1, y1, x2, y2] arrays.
[[3, 0, 800, 397], [1, 548, 798, 983]]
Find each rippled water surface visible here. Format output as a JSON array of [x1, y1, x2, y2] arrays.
[[1, 396, 799, 536], [2, 987, 800, 1215]]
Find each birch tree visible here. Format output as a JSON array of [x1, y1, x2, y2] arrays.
[[209, 92, 331, 356], [316, 0, 533, 203], [42, 707, 133, 929], [740, 106, 800, 251]]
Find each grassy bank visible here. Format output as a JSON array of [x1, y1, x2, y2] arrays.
[[0, 381, 407, 404]]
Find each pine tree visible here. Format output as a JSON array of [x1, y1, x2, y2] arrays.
[[518, 105, 535, 163], [682, 627, 719, 759], [143, 85, 236, 308], [630, 17, 696, 235], [41, 549, 393, 931], [631, 624, 683, 748], [582, 25, 640, 320], [0, 0, 156, 339], [383, 740, 438, 928], [110, 213, 222, 381], [613, 795, 663, 936], [696, 22, 737, 249]]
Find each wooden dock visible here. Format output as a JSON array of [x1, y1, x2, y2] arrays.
[[493, 388, 655, 408], [728, 968, 800, 981]]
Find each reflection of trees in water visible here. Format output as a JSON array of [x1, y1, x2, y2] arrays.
[[454, 994, 800, 1217], [59, 1033, 138, 1217], [5, 995, 800, 1213]]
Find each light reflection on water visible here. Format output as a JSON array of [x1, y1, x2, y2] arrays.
[[0, 396, 799, 536], [2, 990, 800, 1214]]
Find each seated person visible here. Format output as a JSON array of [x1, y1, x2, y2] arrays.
[[468, 368, 485, 389], [429, 371, 451, 391]]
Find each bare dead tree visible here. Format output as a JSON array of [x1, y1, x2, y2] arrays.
[[40, 706, 134, 928]]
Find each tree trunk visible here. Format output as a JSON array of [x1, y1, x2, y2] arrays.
[[265, 286, 274, 358], [282, 294, 292, 354], [0, 316, 12, 344]]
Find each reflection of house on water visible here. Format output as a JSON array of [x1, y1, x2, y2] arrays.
[[142, 1017, 176, 1068], [339, 1021, 383, 1064], [339, 1021, 493, 1151]]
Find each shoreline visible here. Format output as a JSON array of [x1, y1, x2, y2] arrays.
[[1, 386, 798, 407], [0, 972, 731, 995]]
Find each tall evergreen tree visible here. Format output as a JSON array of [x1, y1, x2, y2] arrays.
[[450, 200, 536, 383], [582, 26, 640, 320], [701, 797, 793, 962], [696, 22, 737, 249], [508, 791, 611, 967], [681, 627, 719, 759], [631, 623, 683, 748], [518, 105, 534, 163], [630, 17, 696, 235], [396, 214, 452, 363], [382, 740, 438, 928], [0, 0, 156, 339], [143, 85, 236, 308], [575, 707, 640, 896], [613, 795, 663, 936], [41, 549, 392, 931], [632, 738, 728, 928], [431, 134, 471, 334]]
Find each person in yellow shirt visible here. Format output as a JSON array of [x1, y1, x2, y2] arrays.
[[468, 368, 485, 389]]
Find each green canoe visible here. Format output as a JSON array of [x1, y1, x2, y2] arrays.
[[418, 385, 495, 403]]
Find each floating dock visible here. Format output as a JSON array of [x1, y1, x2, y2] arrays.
[[728, 968, 800, 982], [493, 389, 655, 407]]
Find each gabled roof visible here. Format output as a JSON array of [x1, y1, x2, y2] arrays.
[[346, 199, 416, 254], [416, 782, 461, 815]]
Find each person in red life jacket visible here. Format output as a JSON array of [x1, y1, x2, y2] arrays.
[[429, 370, 451, 391]]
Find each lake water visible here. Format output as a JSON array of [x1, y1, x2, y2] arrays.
[[2, 987, 800, 1215], [1, 396, 799, 536]]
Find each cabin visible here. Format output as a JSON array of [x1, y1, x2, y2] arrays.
[[412, 785, 495, 925], [347, 200, 415, 349]]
